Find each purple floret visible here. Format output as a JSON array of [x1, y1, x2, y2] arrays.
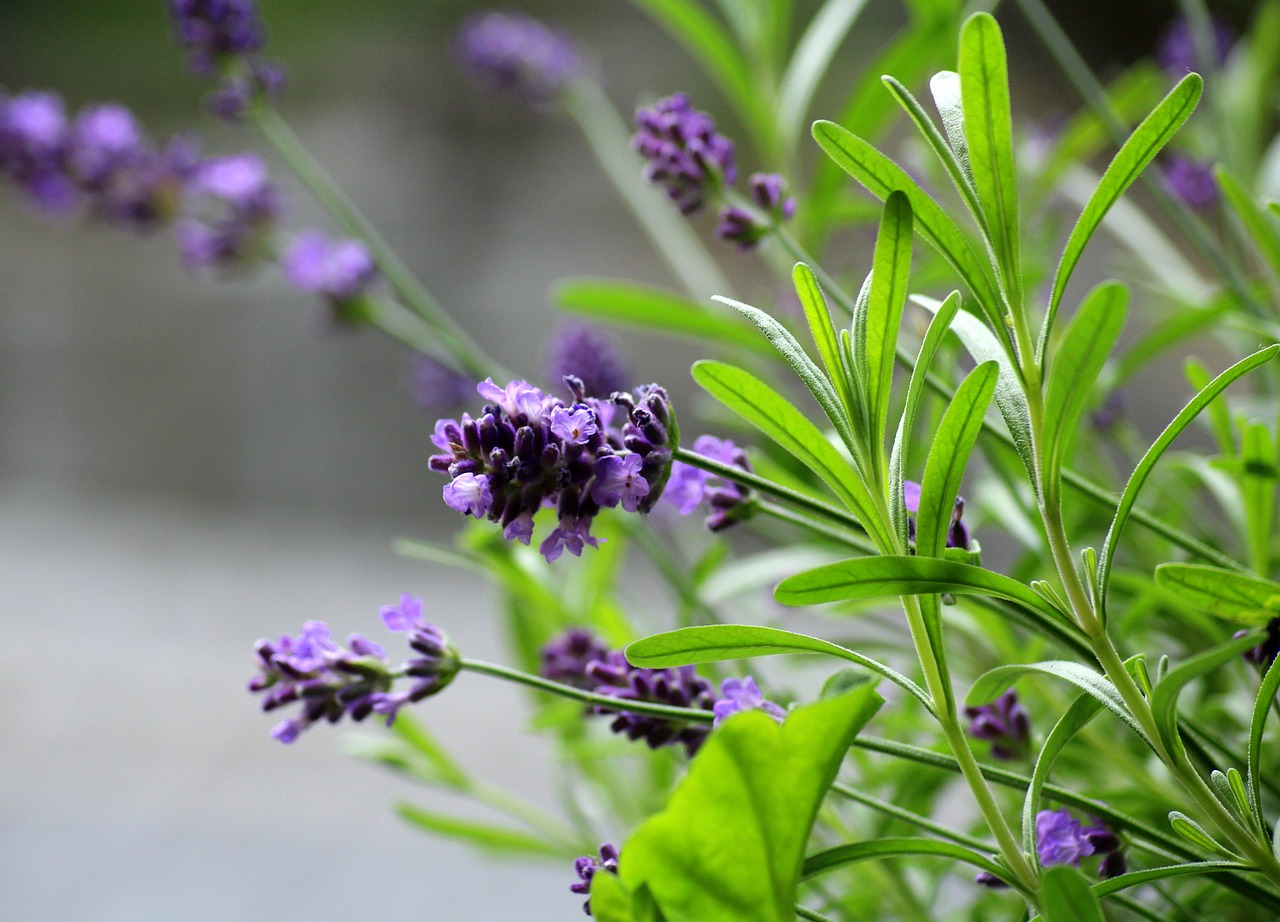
[[713, 676, 786, 726], [282, 230, 378, 301], [964, 689, 1031, 760], [177, 152, 281, 269], [168, 0, 267, 74], [903, 479, 971, 550], [664, 434, 753, 530], [1157, 15, 1235, 75], [1036, 809, 1095, 868], [570, 843, 619, 916], [547, 323, 631, 400], [1162, 154, 1219, 210], [633, 93, 736, 214], [715, 173, 796, 252]]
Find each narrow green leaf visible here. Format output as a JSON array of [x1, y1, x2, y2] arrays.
[[391, 712, 470, 789], [793, 263, 855, 424], [625, 624, 930, 708], [1150, 632, 1263, 758], [691, 361, 889, 546], [960, 13, 1022, 309], [802, 838, 1013, 887], [777, 0, 871, 150], [865, 191, 914, 457], [929, 70, 973, 183], [890, 293, 962, 547], [1169, 812, 1240, 860], [1153, 564, 1280, 626], [1091, 861, 1250, 899], [713, 296, 862, 458], [1247, 657, 1280, 823], [555, 278, 773, 356], [1041, 75, 1203, 363], [1042, 866, 1105, 922], [394, 803, 565, 857], [917, 362, 997, 558], [1217, 166, 1280, 282], [1022, 695, 1103, 857], [1043, 282, 1129, 476], [966, 661, 1148, 745], [1242, 422, 1276, 575], [619, 687, 883, 922], [1097, 345, 1280, 604], [811, 120, 1007, 331]]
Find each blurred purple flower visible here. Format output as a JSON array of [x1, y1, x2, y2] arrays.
[[903, 479, 970, 550], [1036, 809, 1095, 868], [168, 0, 267, 75], [664, 434, 754, 530], [282, 230, 378, 301], [410, 354, 474, 411], [633, 93, 736, 214], [1157, 16, 1235, 75], [456, 11, 581, 105], [964, 689, 1031, 760], [1162, 154, 1219, 210], [712, 676, 786, 726], [547, 323, 631, 399], [177, 152, 281, 268]]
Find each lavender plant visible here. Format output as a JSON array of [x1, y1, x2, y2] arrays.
[[13, 0, 1280, 918]]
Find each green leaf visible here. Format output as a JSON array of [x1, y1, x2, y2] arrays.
[[691, 360, 890, 547], [1022, 694, 1103, 857], [1041, 75, 1202, 363], [793, 263, 855, 425], [916, 362, 996, 559], [392, 712, 470, 788], [1216, 166, 1280, 283], [811, 120, 1007, 332], [777, 0, 871, 151], [1248, 657, 1280, 823], [1168, 811, 1240, 860], [1091, 861, 1250, 899], [555, 278, 773, 356], [801, 837, 1014, 888], [864, 191, 915, 459], [1150, 632, 1263, 758], [929, 70, 973, 185], [394, 802, 565, 858], [775, 555, 1076, 633], [712, 296, 861, 458], [589, 871, 637, 922], [1153, 564, 1280, 626], [618, 686, 883, 922], [1242, 421, 1277, 574], [959, 13, 1022, 309], [966, 661, 1148, 745], [1043, 282, 1128, 479], [625, 624, 930, 709], [1041, 866, 1105, 922], [1097, 345, 1280, 605]]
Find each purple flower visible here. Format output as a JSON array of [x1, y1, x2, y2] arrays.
[[1157, 16, 1235, 75], [550, 405, 599, 444], [94, 134, 200, 231], [443, 472, 493, 518], [282, 230, 378, 301], [663, 434, 754, 530], [371, 594, 461, 724], [964, 689, 1031, 760], [547, 323, 631, 399], [591, 453, 649, 512], [749, 172, 796, 217], [0, 90, 76, 212], [712, 676, 786, 726], [1036, 809, 1095, 868], [208, 60, 286, 123], [168, 0, 267, 75], [540, 629, 612, 689], [903, 479, 970, 550], [715, 173, 796, 252], [633, 93, 736, 214], [570, 843, 619, 916], [1162, 154, 1219, 210], [177, 152, 281, 269], [66, 104, 142, 188], [540, 517, 604, 562], [456, 11, 581, 105], [1239, 618, 1280, 670], [410, 355, 474, 411]]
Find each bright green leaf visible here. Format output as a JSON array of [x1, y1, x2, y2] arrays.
[[1042, 866, 1105, 922], [1248, 658, 1280, 822], [1091, 861, 1250, 899], [865, 191, 915, 460], [793, 263, 855, 425], [1022, 694, 1102, 857], [802, 837, 1014, 888], [1153, 564, 1280, 626]]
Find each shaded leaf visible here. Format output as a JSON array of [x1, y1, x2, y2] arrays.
[[1153, 564, 1280, 626]]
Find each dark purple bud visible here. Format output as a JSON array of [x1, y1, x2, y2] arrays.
[[1241, 618, 1280, 670], [964, 689, 1031, 760]]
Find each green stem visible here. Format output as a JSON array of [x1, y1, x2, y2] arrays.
[[795, 905, 837, 922], [470, 779, 585, 853], [830, 781, 996, 853], [756, 499, 876, 553]]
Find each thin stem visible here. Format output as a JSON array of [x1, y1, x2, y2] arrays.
[[625, 521, 724, 626], [795, 905, 837, 922], [830, 781, 996, 853], [756, 499, 877, 554], [458, 658, 714, 724]]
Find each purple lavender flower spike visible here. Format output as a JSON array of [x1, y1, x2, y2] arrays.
[[1035, 809, 1095, 868], [715, 173, 796, 252], [1162, 154, 1220, 210], [664, 434, 754, 530], [282, 230, 378, 302], [633, 93, 736, 214], [750, 172, 796, 218], [964, 689, 1031, 760], [591, 453, 649, 513], [168, 0, 267, 75], [1157, 15, 1235, 75], [443, 472, 493, 518], [550, 405, 598, 444], [0, 90, 77, 213], [712, 676, 786, 726], [456, 11, 582, 105], [570, 843, 619, 916], [903, 479, 970, 550], [540, 629, 612, 689], [548, 323, 631, 399], [371, 594, 461, 724], [66, 105, 142, 189], [177, 152, 281, 269]]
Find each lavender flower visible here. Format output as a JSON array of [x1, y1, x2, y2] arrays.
[[248, 619, 394, 743], [429, 377, 678, 562], [282, 230, 378, 302], [964, 689, 1031, 760], [410, 354, 474, 411], [456, 11, 581, 105], [633, 93, 736, 214], [712, 676, 786, 726], [547, 323, 631, 399], [570, 843, 619, 916], [1162, 154, 1219, 210], [66, 104, 143, 190], [1157, 15, 1235, 75], [715, 173, 796, 251], [903, 479, 970, 550], [176, 152, 281, 269], [1035, 809, 1095, 868], [0, 90, 76, 212], [539, 628, 611, 689], [664, 434, 754, 531], [370, 594, 461, 723], [168, 0, 267, 75], [1238, 618, 1280, 670]]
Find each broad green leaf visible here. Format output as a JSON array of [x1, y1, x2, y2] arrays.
[[1248, 657, 1280, 822], [1150, 632, 1263, 758], [1041, 75, 1202, 363], [890, 292, 962, 547], [775, 555, 1076, 635], [1091, 861, 1250, 899], [589, 871, 637, 922], [712, 296, 861, 458], [812, 120, 1007, 331], [917, 362, 996, 559], [966, 661, 1148, 745], [394, 803, 565, 857], [865, 191, 915, 458], [801, 837, 1013, 888], [626, 624, 930, 709], [1042, 282, 1129, 476], [555, 278, 773, 356], [618, 686, 883, 922], [793, 263, 855, 425], [1216, 166, 1280, 282], [960, 13, 1022, 310], [884, 74, 987, 236], [1022, 695, 1102, 857], [929, 70, 973, 184], [1154, 564, 1280, 626], [1041, 866, 1105, 922], [1097, 345, 1280, 604], [777, 0, 871, 151]]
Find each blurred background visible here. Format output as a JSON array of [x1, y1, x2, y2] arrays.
[[0, 0, 1255, 918]]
